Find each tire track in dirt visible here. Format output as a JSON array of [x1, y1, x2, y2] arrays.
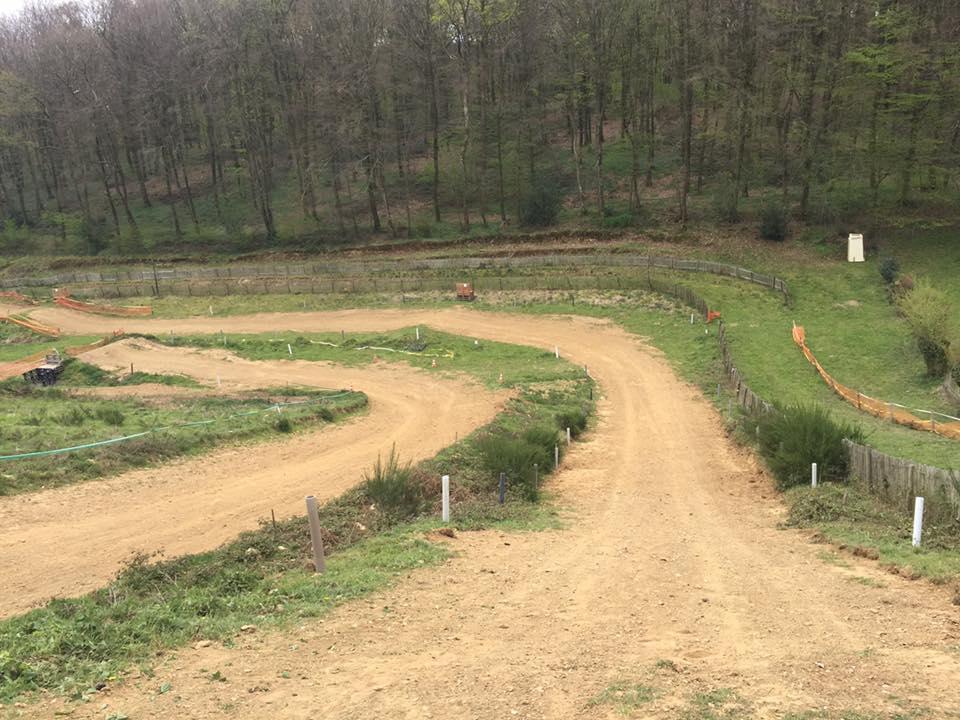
[[7, 306, 960, 718]]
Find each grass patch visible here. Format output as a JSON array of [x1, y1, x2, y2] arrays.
[[0, 377, 366, 495], [786, 484, 960, 582], [684, 688, 752, 720], [588, 682, 657, 713]]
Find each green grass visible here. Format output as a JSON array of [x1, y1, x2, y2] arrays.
[[683, 688, 752, 720], [0, 521, 451, 703], [786, 484, 960, 583], [588, 681, 657, 713], [0, 365, 366, 495]]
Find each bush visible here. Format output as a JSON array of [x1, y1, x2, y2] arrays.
[[757, 404, 863, 490], [477, 434, 550, 500], [363, 445, 424, 519], [713, 186, 740, 223], [276, 416, 293, 433], [519, 179, 562, 227], [759, 202, 788, 242], [316, 406, 334, 422], [879, 257, 900, 285], [95, 407, 125, 426], [897, 279, 957, 377], [600, 212, 634, 229], [555, 407, 588, 438]]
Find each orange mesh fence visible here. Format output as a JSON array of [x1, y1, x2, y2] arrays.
[[793, 324, 960, 441], [1, 315, 61, 338], [0, 291, 36, 305], [55, 295, 152, 317]]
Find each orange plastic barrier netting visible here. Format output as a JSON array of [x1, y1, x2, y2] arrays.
[[0, 291, 36, 305], [793, 324, 960, 441], [55, 295, 152, 317], [1, 315, 61, 338]]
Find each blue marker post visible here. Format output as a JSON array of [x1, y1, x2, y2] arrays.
[[498, 472, 506, 504]]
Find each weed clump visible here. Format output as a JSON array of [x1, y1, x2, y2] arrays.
[[555, 407, 588, 438], [363, 445, 425, 519], [757, 404, 862, 490], [276, 416, 293, 433]]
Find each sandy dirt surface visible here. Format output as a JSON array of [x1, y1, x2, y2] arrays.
[[6, 307, 960, 719], [0, 337, 506, 617]]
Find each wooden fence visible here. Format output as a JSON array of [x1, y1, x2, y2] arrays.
[[657, 282, 959, 521], [0, 253, 791, 304], [845, 440, 960, 523]]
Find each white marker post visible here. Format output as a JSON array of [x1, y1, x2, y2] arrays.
[[416, 327, 420, 341], [554, 444, 559, 469], [287, 343, 293, 355], [690, 313, 694, 324], [811, 462, 818, 488], [555, 346, 560, 359], [305, 495, 326, 572], [209, 304, 213, 315], [566, 427, 571, 445], [912, 497, 925, 548], [441, 475, 450, 523]]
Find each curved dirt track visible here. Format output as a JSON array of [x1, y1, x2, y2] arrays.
[[6, 306, 960, 719], [0, 337, 505, 617]]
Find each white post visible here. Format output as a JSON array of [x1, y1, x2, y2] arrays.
[[287, 343, 293, 355], [555, 346, 560, 359], [811, 462, 818, 487], [690, 313, 694, 324], [441, 475, 450, 523], [554, 444, 559, 469], [566, 427, 571, 444], [416, 327, 420, 340], [305, 496, 326, 572], [209, 304, 213, 315], [912, 497, 924, 547]]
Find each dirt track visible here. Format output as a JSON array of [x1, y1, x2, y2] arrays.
[[6, 306, 960, 718], [0, 337, 505, 617]]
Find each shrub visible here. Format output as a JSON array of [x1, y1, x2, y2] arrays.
[[757, 404, 863, 490], [555, 407, 588, 438], [95, 407, 125, 426], [59, 406, 90, 426], [600, 212, 634, 229], [316, 406, 335, 422], [477, 434, 550, 500], [879, 257, 900, 285], [759, 202, 788, 242], [276, 416, 293, 433], [713, 186, 740, 223], [897, 279, 957, 377], [363, 445, 424, 519], [519, 179, 562, 227]]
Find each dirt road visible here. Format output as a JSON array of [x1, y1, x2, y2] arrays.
[[6, 306, 960, 718]]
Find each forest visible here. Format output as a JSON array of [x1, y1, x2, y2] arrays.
[[0, 0, 957, 255]]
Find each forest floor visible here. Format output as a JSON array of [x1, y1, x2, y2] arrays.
[[3, 307, 960, 719]]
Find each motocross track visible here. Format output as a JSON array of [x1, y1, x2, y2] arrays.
[[5, 304, 960, 719]]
